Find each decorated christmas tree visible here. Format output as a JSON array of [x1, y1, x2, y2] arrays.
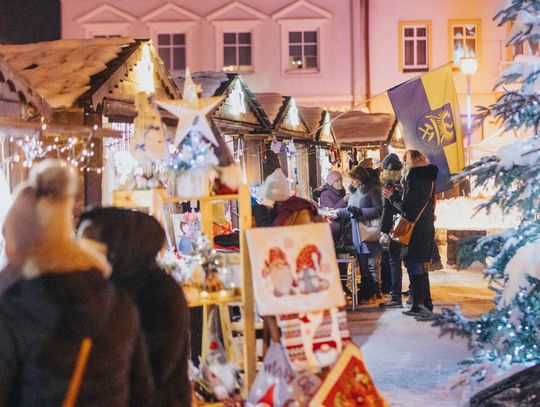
[[434, 0, 540, 380]]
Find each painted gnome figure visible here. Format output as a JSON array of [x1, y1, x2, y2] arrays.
[[296, 245, 329, 294], [262, 247, 297, 297], [200, 308, 240, 401]]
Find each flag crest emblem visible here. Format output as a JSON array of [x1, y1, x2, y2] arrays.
[[417, 103, 457, 150]]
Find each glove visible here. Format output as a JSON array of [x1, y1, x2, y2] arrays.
[[379, 233, 391, 251], [347, 206, 363, 220]]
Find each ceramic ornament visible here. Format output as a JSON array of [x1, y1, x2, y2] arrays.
[[130, 92, 168, 162], [155, 68, 224, 148]]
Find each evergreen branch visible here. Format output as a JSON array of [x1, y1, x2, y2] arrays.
[[476, 92, 540, 133]]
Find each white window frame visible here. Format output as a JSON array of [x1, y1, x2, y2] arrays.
[[399, 22, 430, 72], [210, 20, 261, 75], [449, 20, 481, 67], [144, 22, 197, 76], [277, 19, 327, 77], [222, 31, 254, 73], [155, 32, 187, 73]]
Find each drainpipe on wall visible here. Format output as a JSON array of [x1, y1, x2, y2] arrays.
[[363, 0, 371, 112], [349, 0, 357, 109]]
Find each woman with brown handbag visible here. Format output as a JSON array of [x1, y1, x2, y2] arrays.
[[0, 160, 153, 406], [383, 150, 437, 317]]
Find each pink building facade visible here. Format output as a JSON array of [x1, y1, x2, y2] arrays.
[[61, 0, 367, 108], [61, 0, 528, 145]]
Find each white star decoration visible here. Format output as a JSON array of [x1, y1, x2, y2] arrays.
[[156, 68, 224, 148]]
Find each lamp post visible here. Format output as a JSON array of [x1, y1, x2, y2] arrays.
[[460, 57, 478, 164]]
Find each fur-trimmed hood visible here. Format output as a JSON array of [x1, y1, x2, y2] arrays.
[[405, 164, 438, 182], [22, 239, 111, 279]]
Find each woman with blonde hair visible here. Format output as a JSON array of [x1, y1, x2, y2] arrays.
[[383, 149, 437, 316]]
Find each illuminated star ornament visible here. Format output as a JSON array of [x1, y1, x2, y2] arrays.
[[155, 68, 224, 148]]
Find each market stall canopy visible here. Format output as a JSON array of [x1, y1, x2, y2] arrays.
[[255, 93, 310, 139], [328, 110, 396, 147], [177, 72, 271, 134], [0, 38, 179, 115], [296, 106, 335, 143], [0, 55, 52, 121]]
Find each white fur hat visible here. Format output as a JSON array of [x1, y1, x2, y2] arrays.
[[258, 169, 290, 203], [3, 159, 77, 262]]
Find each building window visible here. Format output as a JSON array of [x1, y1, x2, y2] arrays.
[[223, 32, 252, 73], [157, 33, 186, 71], [449, 20, 480, 66], [288, 30, 318, 70], [399, 22, 430, 72]]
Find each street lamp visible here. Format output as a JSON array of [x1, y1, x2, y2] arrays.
[[460, 57, 478, 164]]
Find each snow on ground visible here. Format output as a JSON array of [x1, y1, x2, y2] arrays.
[[348, 269, 493, 406], [435, 196, 520, 230]]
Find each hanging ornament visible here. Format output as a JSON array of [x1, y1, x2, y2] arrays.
[[285, 139, 298, 187], [270, 136, 282, 154], [129, 92, 168, 162]]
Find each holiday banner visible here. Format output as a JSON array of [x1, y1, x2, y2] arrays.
[[247, 342, 321, 407], [246, 223, 345, 316], [309, 342, 388, 407], [387, 63, 465, 192]]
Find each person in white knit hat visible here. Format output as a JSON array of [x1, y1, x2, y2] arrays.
[[258, 169, 290, 204], [0, 159, 153, 406]]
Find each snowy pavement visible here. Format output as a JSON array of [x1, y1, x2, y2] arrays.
[[348, 269, 493, 406]]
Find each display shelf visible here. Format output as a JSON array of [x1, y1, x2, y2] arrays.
[[187, 294, 242, 308], [112, 184, 256, 398], [161, 193, 239, 203]]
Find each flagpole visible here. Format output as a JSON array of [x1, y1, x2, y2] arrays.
[[308, 62, 455, 143]]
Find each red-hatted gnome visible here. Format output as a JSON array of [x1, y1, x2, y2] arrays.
[[296, 244, 329, 294], [262, 247, 297, 297]]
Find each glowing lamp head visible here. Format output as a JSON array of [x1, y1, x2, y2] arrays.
[[460, 57, 478, 75]]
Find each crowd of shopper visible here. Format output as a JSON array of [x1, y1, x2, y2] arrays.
[[311, 150, 441, 316]]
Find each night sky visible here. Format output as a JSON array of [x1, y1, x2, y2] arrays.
[[0, 0, 60, 44]]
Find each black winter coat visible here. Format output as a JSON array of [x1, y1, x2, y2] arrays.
[[390, 164, 438, 262], [113, 267, 191, 407], [0, 243, 153, 407]]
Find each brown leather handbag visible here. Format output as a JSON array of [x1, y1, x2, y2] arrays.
[[390, 182, 434, 245]]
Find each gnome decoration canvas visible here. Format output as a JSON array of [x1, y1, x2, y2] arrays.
[[246, 223, 345, 316]]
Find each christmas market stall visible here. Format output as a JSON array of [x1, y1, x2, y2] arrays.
[[0, 37, 179, 208], [255, 92, 313, 198], [328, 110, 397, 171]]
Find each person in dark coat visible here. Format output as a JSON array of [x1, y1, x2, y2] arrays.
[[0, 159, 153, 406], [385, 150, 437, 316], [335, 165, 382, 302], [77, 207, 191, 407], [313, 170, 348, 240], [378, 153, 405, 308]]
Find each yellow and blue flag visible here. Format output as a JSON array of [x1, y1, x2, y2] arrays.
[[387, 63, 465, 192]]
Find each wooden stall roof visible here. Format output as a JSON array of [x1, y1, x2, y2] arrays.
[[254, 93, 311, 140], [328, 110, 396, 147], [0, 38, 179, 115], [0, 55, 53, 120], [176, 72, 271, 134], [0, 117, 122, 138]]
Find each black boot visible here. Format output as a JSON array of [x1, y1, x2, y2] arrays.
[[403, 275, 430, 316], [422, 272, 433, 312]]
